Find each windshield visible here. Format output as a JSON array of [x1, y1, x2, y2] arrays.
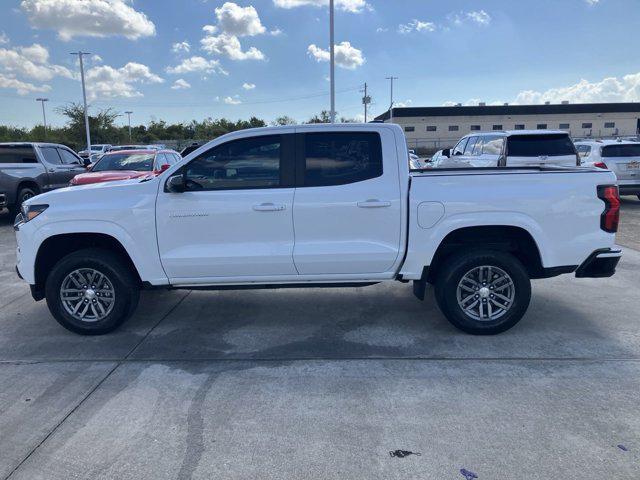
[[91, 145, 105, 151], [92, 153, 155, 172], [602, 144, 640, 157]]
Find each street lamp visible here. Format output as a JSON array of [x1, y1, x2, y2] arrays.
[[36, 98, 49, 138], [70, 51, 92, 155], [125, 111, 133, 142], [329, 0, 336, 123]]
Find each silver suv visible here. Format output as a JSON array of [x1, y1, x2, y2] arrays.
[[0, 143, 86, 216], [439, 130, 580, 168], [575, 139, 640, 198]]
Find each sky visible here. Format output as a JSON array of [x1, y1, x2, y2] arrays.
[[1, 0, 640, 128]]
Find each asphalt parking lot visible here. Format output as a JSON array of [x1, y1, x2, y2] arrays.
[[0, 197, 639, 480]]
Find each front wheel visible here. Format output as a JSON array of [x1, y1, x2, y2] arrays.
[[45, 248, 140, 335], [434, 250, 531, 335]]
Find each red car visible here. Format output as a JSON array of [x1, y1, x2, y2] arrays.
[[70, 149, 181, 186]]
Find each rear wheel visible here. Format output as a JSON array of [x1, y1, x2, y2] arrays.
[[45, 248, 140, 335], [434, 250, 531, 335]]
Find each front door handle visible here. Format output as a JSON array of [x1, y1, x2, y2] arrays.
[[357, 199, 392, 208], [253, 203, 286, 212]]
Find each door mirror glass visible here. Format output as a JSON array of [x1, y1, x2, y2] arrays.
[[166, 173, 185, 193], [160, 163, 170, 172]]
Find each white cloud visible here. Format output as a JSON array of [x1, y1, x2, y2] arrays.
[[20, 0, 156, 41], [171, 78, 191, 90], [166, 56, 228, 75], [214, 2, 266, 36], [273, 0, 369, 13], [307, 41, 364, 69], [0, 43, 73, 82], [270, 27, 284, 36], [448, 10, 492, 27], [443, 72, 640, 107], [0, 32, 8, 45], [513, 73, 640, 105], [466, 10, 491, 26], [395, 99, 413, 108], [201, 33, 265, 61], [242, 82, 256, 90], [200, 3, 267, 62], [398, 19, 436, 34], [223, 95, 242, 104], [85, 62, 163, 100], [91, 54, 103, 63], [172, 41, 191, 54], [585, 0, 600, 4], [0, 73, 50, 95], [376, 27, 388, 33]]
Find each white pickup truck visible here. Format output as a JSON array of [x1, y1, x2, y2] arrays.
[[14, 124, 622, 336]]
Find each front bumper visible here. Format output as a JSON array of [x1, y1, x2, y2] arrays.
[[575, 248, 622, 278]]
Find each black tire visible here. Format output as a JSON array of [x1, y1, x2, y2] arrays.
[[434, 250, 531, 335], [9, 186, 38, 218], [45, 248, 140, 335]]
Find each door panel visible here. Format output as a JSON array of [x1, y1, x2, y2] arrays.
[[156, 189, 296, 279], [292, 129, 402, 275]]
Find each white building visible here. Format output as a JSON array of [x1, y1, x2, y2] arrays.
[[375, 102, 640, 152]]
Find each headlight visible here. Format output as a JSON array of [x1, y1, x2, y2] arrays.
[[21, 204, 49, 222]]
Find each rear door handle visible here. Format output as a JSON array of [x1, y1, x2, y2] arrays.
[[253, 203, 286, 212], [357, 199, 392, 208]]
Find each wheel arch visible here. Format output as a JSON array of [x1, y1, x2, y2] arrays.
[[425, 225, 546, 283], [34, 232, 142, 298]]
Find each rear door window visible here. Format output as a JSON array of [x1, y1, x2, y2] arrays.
[[482, 136, 504, 155], [601, 144, 640, 157], [507, 134, 575, 157], [0, 146, 38, 164], [302, 132, 383, 187]]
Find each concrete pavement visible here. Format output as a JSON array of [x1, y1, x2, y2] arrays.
[[1, 206, 639, 479]]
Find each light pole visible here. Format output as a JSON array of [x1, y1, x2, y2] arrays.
[[361, 83, 371, 123], [329, 0, 336, 123], [71, 51, 92, 154], [386, 76, 398, 122], [36, 98, 49, 138], [125, 111, 133, 142]]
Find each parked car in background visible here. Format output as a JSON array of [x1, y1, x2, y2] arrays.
[[14, 124, 621, 336], [69, 149, 181, 186], [180, 142, 206, 157], [575, 139, 640, 198], [438, 130, 580, 168], [78, 144, 112, 163], [0, 142, 86, 215]]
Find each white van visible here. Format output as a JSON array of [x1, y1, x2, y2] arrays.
[[439, 130, 580, 168]]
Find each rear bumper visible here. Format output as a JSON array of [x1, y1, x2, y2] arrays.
[[618, 183, 640, 196], [575, 248, 622, 278]]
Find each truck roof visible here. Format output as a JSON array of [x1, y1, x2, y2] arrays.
[[0, 142, 69, 147]]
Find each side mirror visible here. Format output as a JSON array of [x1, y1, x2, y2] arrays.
[[82, 157, 92, 167], [166, 173, 185, 193], [160, 164, 171, 172], [442, 148, 451, 158]]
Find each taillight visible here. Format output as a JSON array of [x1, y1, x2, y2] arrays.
[[593, 162, 608, 169], [597, 185, 620, 233]]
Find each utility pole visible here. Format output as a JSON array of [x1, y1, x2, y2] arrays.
[[125, 111, 133, 142], [361, 83, 371, 123], [329, 0, 336, 123], [36, 98, 49, 138], [385, 76, 398, 122], [71, 51, 92, 155]]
